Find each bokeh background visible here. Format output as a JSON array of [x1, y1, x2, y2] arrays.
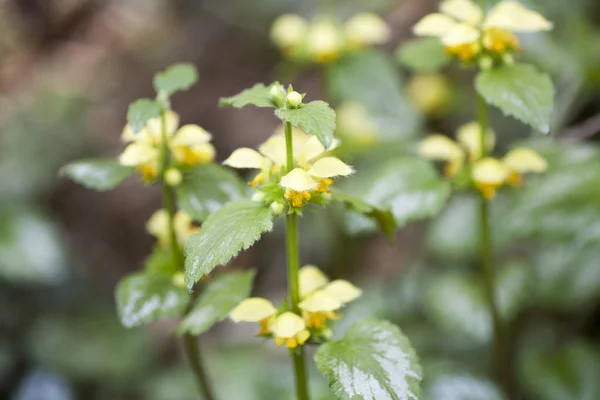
[[1, 0, 600, 399]]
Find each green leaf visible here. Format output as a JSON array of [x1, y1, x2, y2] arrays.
[[60, 158, 134, 191], [219, 83, 276, 108], [144, 246, 177, 276], [176, 164, 249, 221], [127, 98, 162, 133], [153, 63, 198, 97], [397, 38, 449, 73], [476, 64, 554, 133], [425, 374, 505, 400], [315, 318, 423, 400], [275, 100, 336, 148], [115, 272, 189, 328], [341, 157, 451, 228], [184, 201, 274, 290], [176, 270, 255, 336], [332, 191, 396, 240]]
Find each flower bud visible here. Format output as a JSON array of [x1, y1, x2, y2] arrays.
[[270, 201, 285, 216], [286, 91, 303, 107], [165, 168, 182, 186], [269, 83, 286, 107], [172, 272, 185, 288], [252, 192, 265, 202], [479, 56, 494, 70]]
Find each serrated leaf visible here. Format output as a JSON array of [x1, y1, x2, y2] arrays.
[[115, 272, 189, 328], [219, 83, 276, 108], [176, 270, 255, 336], [153, 63, 198, 97], [127, 98, 162, 133], [275, 101, 336, 148], [332, 191, 396, 240], [397, 38, 449, 73], [176, 164, 249, 221], [341, 157, 450, 228], [60, 158, 134, 191], [315, 318, 422, 400], [476, 64, 554, 133], [184, 201, 274, 289]]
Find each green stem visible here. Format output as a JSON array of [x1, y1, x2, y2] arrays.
[[159, 110, 216, 400], [284, 121, 310, 400], [477, 96, 509, 394]]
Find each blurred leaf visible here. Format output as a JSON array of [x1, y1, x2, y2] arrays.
[[127, 99, 162, 133], [184, 201, 274, 290], [115, 272, 189, 328], [219, 83, 276, 108], [497, 261, 531, 320], [14, 369, 74, 400], [176, 164, 249, 221], [316, 318, 423, 400], [275, 100, 336, 148], [476, 64, 554, 133], [425, 373, 504, 400], [332, 191, 396, 240], [397, 38, 449, 73], [176, 270, 255, 335], [60, 158, 134, 191], [153, 63, 198, 98], [144, 246, 177, 276], [327, 50, 420, 139]]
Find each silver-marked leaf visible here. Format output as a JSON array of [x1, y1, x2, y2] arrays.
[[316, 318, 422, 400], [60, 158, 134, 191], [397, 38, 449, 73], [275, 100, 336, 148], [219, 83, 276, 108], [176, 270, 255, 336], [115, 272, 189, 328], [127, 98, 162, 133], [332, 191, 396, 240], [153, 63, 198, 97], [476, 64, 554, 133], [176, 164, 249, 221], [184, 201, 274, 290]]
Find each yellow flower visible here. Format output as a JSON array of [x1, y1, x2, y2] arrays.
[[344, 12, 391, 49], [413, 0, 552, 61], [306, 19, 344, 63], [146, 209, 199, 248], [169, 125, 215, 166], [271, 312, 311, 348], [456, 122, 495, 161], [472, 157, 509, 199], [407, 74, 451, 117], [270, 14, 308, 57], [230, 297, 277, 335], [336, 102, 379, 146], [502, 147, 547, 186]]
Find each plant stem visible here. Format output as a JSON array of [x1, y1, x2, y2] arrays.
[[284, 121, 310, 400], [159, 110, 216, 400], [477, 96, 509, 394]]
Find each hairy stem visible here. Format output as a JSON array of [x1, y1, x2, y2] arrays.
[[284, 121, 310, 400], [159, 110, 216, 400]]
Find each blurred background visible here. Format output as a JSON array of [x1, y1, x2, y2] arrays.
[[1, 0, 600, 399]]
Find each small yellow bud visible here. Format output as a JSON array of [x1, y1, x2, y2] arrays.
[[164, 168, 183, 186], [287, 91, 303, 107], [172, 272, 185, 288], [269, 83, 286, 106], [407, 74, 451, 117], [479, 56, 494, 70], [251, 192, 265, 202], [502, 53, 515, 65], [270, 201, 285, 216]]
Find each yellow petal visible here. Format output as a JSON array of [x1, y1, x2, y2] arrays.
[[442, 23, 481, 46], [418, 135, 463, 161], [173, 210, 195, 246], [119, 142, 158, 166], [171, 125, 212, 146], [146, 209, 169, 245], [323, 280, 363, 303], [223, 148, 270, 170], [299, 265, 329, 297], [146, 109, 180, 138], [344, 12, 391, 46], [271, 312, 306, 339], [307, 19, 343, 61], [308, 157, 354, 178], [413, 13, 458, 37], [484, 0, 552, 32], [503, 147, 548, 173], [173, 143, 216, 165], [121, 124, 139, 142], [230, 298, 277, 323], [440, 0, 483, 25], [299, 290, 342, 312], [258, 135, 288, 166], [270, 14, 308, 48], [297, 135, 327, 165], [456, 121, 495, 160], [472, 157, 508, 185], [296, 329, 310, 345], [280, 168, 318, 191]]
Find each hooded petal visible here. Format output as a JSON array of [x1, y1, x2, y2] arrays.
[[119, 142, 158, 166], [223, 148, 270, 170], [323, 280, 363, 304], [456, 121, 496, 160], [503, 147, 548, 173], [442, 23, 481, 46], [171, 124, 212, 146], [271, 312, 306, 338], [230, 298, 277, 323], [299, 290, 342, 313], [258, 135, 288, 166], [146, 109, 180, 138], [308, 157, 354, 178], [413, 13, 458, 37], [418, 135, 464, 161], [472, 157, 508, 185], [280, 168, 318, 191], [440, 0, 483, 25], [344, 12, 391, 46], [484, 0, 552, 32], [299, 265, 329, 297]]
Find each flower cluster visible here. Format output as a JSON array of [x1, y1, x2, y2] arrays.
[[419, 122, 547, 199], [119, 110, 215, 183], [270, 12, 390, 64], [146, 209, 198, 249], [229, 265, 361, 348], [413, 0, 552, 67]]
